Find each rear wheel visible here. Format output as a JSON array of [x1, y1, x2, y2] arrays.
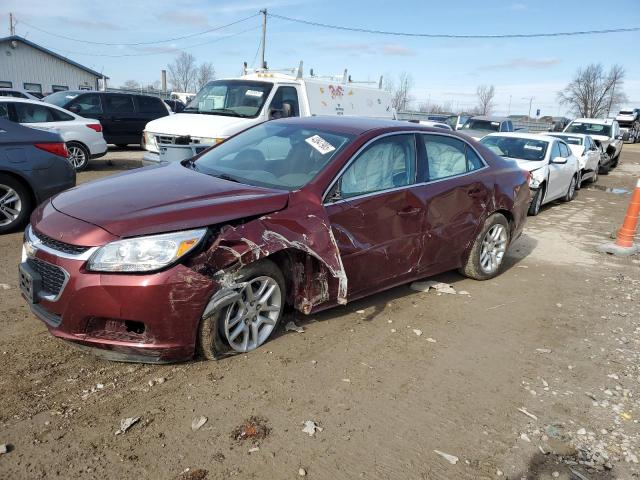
[[197, 259, 285, 360], [66, 142, 89, 171], [0, 174, 31, 234], [459, 213, 510, 280], [588, 166, 599, 184], [562, 174, 577, 202], [575, 170, 582, 190]]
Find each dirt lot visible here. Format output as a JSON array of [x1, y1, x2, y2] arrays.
[[1, 145, 639, 480]]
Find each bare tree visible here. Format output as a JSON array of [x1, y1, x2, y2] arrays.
[[121, 79, 140, 90], [385, 72, 414, 112], [558, 63, 627, 117], [168, 52, 197, 92], [418, 100, 452, 114], [196, 62, 216, 90], [476, 85, 496, 115]]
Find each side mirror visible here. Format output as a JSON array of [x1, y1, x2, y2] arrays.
[[551, 156, 567, 164]]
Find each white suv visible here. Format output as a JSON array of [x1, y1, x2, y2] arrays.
[[563, 118, 623, 171], [0, 98, 107, 171]]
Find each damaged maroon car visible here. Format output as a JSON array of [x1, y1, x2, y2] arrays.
[[19, 117, 529, 363]]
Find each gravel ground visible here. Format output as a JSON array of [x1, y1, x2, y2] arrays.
[[0, 144, 639, 480]]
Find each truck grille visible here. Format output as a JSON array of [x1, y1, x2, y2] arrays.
[[27, 258, 66, 297], [33, 230, 89, 256], [155, 134, 177, 145]]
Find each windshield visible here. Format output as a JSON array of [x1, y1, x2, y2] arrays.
[[192, 122, 354, 190], [549, 134, 583, 146], [44, 91, 81, 106], [183, 80, 273, 118], [480, 136, 548, 161], [461, 119, 501, 132], [565, 122, 611, 137]]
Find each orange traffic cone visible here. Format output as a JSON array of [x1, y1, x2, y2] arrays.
[[598, 178, 640, 256]]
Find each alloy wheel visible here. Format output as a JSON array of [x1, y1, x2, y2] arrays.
[[568, 176, 576, 199], [223, 276, 282, 353], [67, 145, 87, 169], [479, 224, 507, 275], [0, 184, 22, 227]]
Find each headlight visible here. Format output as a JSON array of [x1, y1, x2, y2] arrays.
[[88, 228, 207, 272], [192, 136, 224, 145], [143, 131, 157, 152]]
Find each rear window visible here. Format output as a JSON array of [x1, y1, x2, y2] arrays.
[[551, 135, 582, 146], [566, 122, 611, 137], [104, 94, 135, 114], [136, 96, 166, 114]]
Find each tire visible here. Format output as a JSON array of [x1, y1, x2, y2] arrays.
[[588, 166, 599, 184], [575, 170, 582, 190], [197, 259, 285, 360], [459, 213, 510, 281], [0, 174, 32, 234], [599, 161, 610, 175], [528, 186, 544, 216], [66, 142, 89, 171], [611, 153, 620, 168], [562, 174, 577, 202]]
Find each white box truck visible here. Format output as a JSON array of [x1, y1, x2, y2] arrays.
[[142, 63, 395, 165]]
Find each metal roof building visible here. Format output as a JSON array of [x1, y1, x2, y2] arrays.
[[0, 35, 107, 95]]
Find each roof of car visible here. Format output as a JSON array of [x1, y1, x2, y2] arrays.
[[470, 115, 510, 122], [49, 90, 161, 99], [0, 97, 44, 105], [275, 116, 437, 135], [483, 132, 557, 143], [571, 118, 615, 125]]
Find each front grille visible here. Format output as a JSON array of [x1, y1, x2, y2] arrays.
[[156, 134, 177, 145], [33, 230, 89, 255], [27, 258, 66, 297]]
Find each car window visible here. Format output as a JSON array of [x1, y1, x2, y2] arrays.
[[136, 96, 166, 114], [341, 134, 416, 198], [559, 142, 570, 157], [550, 141, 561, 160], [104, 94, 135, 114], [269, 86, 300, 118], [14, 103, 57, 123], [422, 134, 481, 180], [0, 103, 9, 120], [70, 94, 102, 115]]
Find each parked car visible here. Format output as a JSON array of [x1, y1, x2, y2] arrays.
[[0, 88, 42, 101], [546, 133, 601, 184], [0, 119, 75, 233], [142, 65, 396, 165], [615, 109, 640, 143], [0, 98, 107, 171], [20, 117, 529, 363], [447, 114, 471, 130], [563, 118, 623, 169], [459, 116, 514, 140], [44, 91, 170, 147], [164, 99, 186, 113], [481, 133, 579, 216], [416, 120, 453, 130]]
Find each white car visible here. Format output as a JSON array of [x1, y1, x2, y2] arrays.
[[545, 133, 601, 187], [416, 120, 453, 130], [0, 98, 107, 171], [480, 133, 579, 216], [563, 118, 622, 172], [0, 88, 42, 101]]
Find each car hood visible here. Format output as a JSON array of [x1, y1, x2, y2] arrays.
[[51, 162, 290, 238], [144, 113, 256, 138], [509, 158, 547, 172]]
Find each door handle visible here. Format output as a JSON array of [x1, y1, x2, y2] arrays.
[[396, 207, 422, 217]]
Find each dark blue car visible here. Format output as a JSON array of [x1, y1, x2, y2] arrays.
[[0, 118, 75, 233]]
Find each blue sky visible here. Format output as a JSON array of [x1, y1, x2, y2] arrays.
[[5, 0, 640, 116]]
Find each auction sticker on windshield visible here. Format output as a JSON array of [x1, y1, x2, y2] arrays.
[[246, 90, 264, 97], [305, 135, 336, 155], [524, 144, 543, 150]]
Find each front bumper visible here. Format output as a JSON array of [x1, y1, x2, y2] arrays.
[[142, 151, 162, 166], [20, 232, 216, 363]]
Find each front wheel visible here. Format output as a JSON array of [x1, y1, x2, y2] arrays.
[[197, 259, 285, 360], [528, 187, 544, 216], [459, 213, 510, 280], [66, 142, 89, 171], [0, 174, 32, 234]]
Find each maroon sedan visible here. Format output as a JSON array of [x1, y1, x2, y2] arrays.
[[19, 117, 529, 363]]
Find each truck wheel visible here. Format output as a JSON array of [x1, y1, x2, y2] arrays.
[[459, 213, 510, 280], [197, 259, 285, 360]]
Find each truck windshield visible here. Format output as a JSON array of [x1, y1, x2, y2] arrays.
[[565, 122, 611, 137], [183, 80, 273, 118], [480, 136, 548, 161], [190, 122, 354, 191], [461, 119, 501, 132]]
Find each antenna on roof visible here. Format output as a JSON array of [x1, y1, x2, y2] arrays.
[[242, 61, 248, 75], [296, 60, 303, 80]]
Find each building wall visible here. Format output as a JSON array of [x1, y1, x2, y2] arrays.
[[0, 40, 100, 93]]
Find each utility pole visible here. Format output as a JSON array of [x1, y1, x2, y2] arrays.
[[508, 95, 512, 116], [522, 96, 534, 119], [260, 9, 267, 69], [9, 13, 16, 36]]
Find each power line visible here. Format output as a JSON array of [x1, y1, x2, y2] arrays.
[[17, 14, 259, 46], [268, 13, 640, 39], [45, 25, 261, 58]]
